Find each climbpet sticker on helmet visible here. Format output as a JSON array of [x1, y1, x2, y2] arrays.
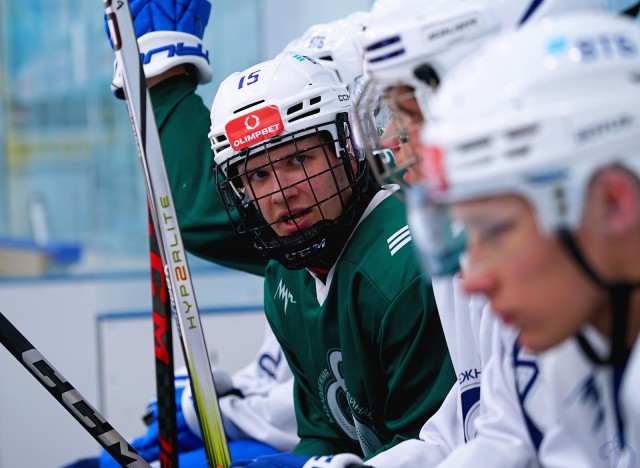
[[226, 105, 285, 151]]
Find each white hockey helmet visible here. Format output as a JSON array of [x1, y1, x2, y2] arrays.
[[283, 11, 369, 90], [210, 52, 355, 168], [355, 0, 611, 191], [410, 12, 640, 276], [209, 52, 370, 270]]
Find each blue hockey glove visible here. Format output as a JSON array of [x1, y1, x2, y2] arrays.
[[230, 453, 367, 468], [99, 366, 238, 468], [98, 370, 201, 468], [104, 0, 213, 97]]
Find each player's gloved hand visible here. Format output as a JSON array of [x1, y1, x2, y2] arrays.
[[104, 0, 213, 98], [98, 366, 239, 467], [181, 366, 248, 441], [230, 453, 369, 468]]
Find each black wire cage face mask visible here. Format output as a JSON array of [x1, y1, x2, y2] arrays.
[[216, 118, 368, 270]]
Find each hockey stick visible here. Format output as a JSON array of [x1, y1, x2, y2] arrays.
[[149, 207, 179, 468], [0, 311, 150, 468], [103, 1, 231, 467]]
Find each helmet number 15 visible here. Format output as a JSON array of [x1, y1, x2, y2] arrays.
[[238, 70, 261, 89]]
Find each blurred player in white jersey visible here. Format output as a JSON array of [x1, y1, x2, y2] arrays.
[[414, 10, 640, 468], [351, 1, 636, 467]]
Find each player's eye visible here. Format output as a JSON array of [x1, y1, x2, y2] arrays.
[[248, 169, 269, 182], [291, 154, 309, 165]]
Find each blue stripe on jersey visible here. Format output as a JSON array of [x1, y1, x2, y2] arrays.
[[519, 0, 545, 25], [512, 341, 544, 450]]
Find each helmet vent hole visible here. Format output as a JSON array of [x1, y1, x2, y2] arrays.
[[506, 147, 529, 158], [319, 55, 333, 61], [310, 96, 322, 105], [215, 144, 230, 154], [233, 100, 266, 114], [288, 108, 321, 123], [506, 124, 538, 140], [414, 64, 440, 89], [287, 103, 303, 115], [458, 138, 490, 153]]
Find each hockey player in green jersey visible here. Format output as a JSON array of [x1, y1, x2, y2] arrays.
[[208, 51, 455, 465]]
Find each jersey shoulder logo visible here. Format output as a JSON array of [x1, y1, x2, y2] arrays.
[[274, 278, 297, 314], [387, 225, 412, 256]]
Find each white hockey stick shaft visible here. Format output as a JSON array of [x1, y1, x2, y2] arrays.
[[103, 1, 231, 466]]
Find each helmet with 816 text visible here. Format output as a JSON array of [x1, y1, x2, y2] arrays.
[[355, 0, 614, 192], [282, 11, 369, 92], [209, 52, 374, 270]]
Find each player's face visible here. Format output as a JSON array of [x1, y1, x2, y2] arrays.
[[454, 195, 605, 352], [242, 134, 354, 237], [379, 85, 424, 185]]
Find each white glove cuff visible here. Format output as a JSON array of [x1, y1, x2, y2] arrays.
[[138, 31, 212, 84], [112, 30, 212, 95]]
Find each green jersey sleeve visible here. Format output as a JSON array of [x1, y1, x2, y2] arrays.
[[149, 76, 267, 276]]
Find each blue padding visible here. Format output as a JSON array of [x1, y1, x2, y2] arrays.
[[130, 0, 212, 38], [0, 238, 82, 264]]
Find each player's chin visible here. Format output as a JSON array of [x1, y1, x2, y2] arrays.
[[516, 325, 564, 354], [403, 166, 423, 186]]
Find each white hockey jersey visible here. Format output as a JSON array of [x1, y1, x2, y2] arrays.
[[516, 325, 640, 468], [221, 321, 298, 452], [367, 277, 535, 468], [621, 336, 640, 465], [367, 274, 635, 467], [433, 325, 631, 468]]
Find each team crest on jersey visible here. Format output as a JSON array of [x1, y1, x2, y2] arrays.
[[225, 105, 284, 151]]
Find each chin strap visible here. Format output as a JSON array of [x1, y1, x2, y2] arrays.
[[621, 2, 640, 19], [558, 230, 640, 365], [558, 229, 640, 447]]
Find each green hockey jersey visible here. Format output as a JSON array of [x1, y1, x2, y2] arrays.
[[264, 190, 455, 458]]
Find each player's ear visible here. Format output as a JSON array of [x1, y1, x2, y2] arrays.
[[585, 166, 640, 238]]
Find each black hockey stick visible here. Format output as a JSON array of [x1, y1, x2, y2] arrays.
[[149, 207, 179, 468], [0, 311, 150, 468], [104, 1, 231, 467]]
